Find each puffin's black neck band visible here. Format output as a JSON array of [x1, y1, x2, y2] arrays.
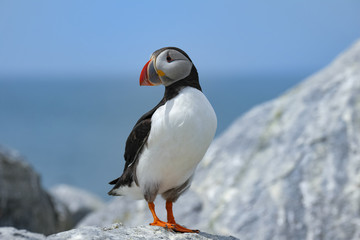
[[164, 66, 201, 101]]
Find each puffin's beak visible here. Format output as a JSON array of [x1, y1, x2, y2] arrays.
[[139, 58, 162, 86]]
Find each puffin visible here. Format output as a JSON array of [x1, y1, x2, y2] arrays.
[[108, 47, 217, 233]]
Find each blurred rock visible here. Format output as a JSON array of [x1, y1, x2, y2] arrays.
[[191, 40, 360, 239], [0, 147, 72, 235], [49, 184, 104, 225], [0, 227, 45, 240]]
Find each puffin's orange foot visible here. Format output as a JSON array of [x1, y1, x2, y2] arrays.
[[170, 223, 199, 233], [150, 220, 199, 233]]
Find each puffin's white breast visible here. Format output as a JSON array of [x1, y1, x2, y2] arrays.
[[136, 87, 217, 194]]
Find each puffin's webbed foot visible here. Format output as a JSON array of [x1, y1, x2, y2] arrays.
[[150, 221, 198, 233], [147, 201, 199, 233], [148, 202, 171, 229], [165, 200, 199, 233], [169, 222, 199, 233]]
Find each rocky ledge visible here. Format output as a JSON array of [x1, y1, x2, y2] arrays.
[[0, 224, 238, 240], [80, 40, 360, 240]]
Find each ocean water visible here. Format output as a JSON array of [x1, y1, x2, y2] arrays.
[[0, 73, 306, 198]]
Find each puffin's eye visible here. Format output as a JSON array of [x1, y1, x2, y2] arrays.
[[166, 55, 172, 63]]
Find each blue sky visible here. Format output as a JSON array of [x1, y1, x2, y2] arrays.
[[0, 0, 360, 78]]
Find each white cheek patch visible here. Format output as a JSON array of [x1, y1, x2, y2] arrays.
[[156, 50, 193, 82], [164, 60, 192, 81]]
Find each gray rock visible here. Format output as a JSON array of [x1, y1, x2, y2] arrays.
[[191, 40, 360, 239], [0, 225, 238, 240], [0, 227, 45, 240], [50, 184, 104, 224], [48, 224, 238, 240], [0, 147, 72, 235]]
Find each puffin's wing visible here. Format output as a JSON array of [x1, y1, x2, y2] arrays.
[[124, 118, 151, 169], [109, 99, 165, 186]]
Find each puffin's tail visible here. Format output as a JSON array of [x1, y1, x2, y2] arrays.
[[107, 168, 142, 198], [108, 189, 120, 196], [108, 177, 120, 185], [108, 180, 143, 199], [108, 177, 122, 196]]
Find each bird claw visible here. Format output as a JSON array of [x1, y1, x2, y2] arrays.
[[171, 223, 199, 233], [150, 221, 199, 233]]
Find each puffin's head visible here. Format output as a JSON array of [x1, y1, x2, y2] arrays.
[[139, 47, 195, 87]]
